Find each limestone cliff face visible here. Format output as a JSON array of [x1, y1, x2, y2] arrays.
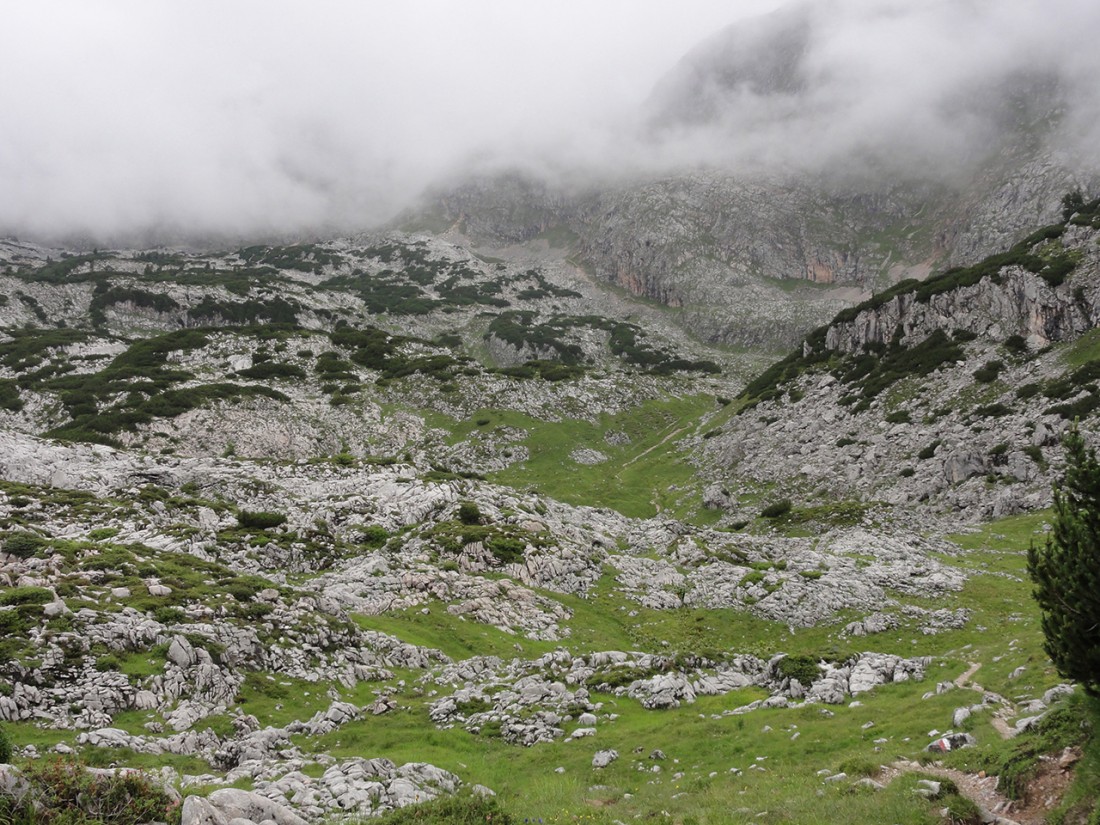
[[940, 152, 1093, 268], [575, 174, 877, 291], [432, 174, 571, 244], [427, 171, 941, 348], [422, 154, 1100, 350], [693, 225, 1100, 524], [822, 224, 1100, 354]]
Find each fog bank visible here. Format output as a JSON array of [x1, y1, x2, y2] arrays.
[[2, 0, 1098, 243]]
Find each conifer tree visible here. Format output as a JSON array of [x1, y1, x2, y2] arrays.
[[1027, 427, 1100, 696]]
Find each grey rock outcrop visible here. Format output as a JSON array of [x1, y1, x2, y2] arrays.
[[592, 749, 619, 768]]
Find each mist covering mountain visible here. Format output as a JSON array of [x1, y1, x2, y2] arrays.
[[399, 1, 1100, 346], [3, 1, 1100, 246]]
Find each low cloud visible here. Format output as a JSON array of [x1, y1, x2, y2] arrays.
[[1, 0, 1098, 244]]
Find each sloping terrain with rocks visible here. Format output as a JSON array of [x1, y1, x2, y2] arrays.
[[4, 2, 1100, 822], [0, 202, 1096, 823], [697, 199, 1100, 525]]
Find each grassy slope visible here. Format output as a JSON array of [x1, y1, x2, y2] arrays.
[[431, 394, 721, 520], [316, 680, 963, 825], [5, 243, 1098, 820], [4, 386, 1094, 822], [306, 513, 1075, 824], [6, 466, 1083, 822]]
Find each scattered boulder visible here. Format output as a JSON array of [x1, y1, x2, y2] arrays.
[[592, 749, 618, 769], [204, 789, 308, 825], [926, 733, 976, 753], [914, 779, 941, 798]]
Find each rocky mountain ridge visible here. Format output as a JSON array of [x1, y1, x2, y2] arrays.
[[421, 156, 1096, 350], [696, 199, 1100, 524]]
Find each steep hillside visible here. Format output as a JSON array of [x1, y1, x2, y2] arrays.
[[0, 234, 743, 466], [424, 171, 951, 348], [697, 198, 1100, 522]]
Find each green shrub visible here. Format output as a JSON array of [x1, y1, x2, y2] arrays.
[[235, 361, 306, 381], [10, 755, 181, 825], [1047, 394, 1100, 420], [0, 610, 34, 643], [973, 360, 1004, 383], [837, 757, 880, 777], [0, 586, 52, 606], [777, 654, 820, 686], [237, 511, 286, 530], [2, 531, 47, 559], [942, 792, 982, 824], [223, 579, 263, 602], [188, 296, 300, 326], [1063, 188, 1086, 220], [1023, 445, 1045, 466], [455, 696, 492, 714], [95, 654, 122, 672], [486, 535, 526, 564], [760, 499, 792, 519], [152, 606, 185, 624], [974, 403, 1013, 418], [478, 719, 504, 738], [239, 671, 290, 701], [918, 440, 941, 460], [457, 501, 482, 525], [0, 725, 11, 762], [372, 792, 514, 824], [1044, 361, 1100, 401], [0, 379, 22, 412], [586, 665, 651, 690], [358, 525, 389, 548], [236, 602, 274, 620]]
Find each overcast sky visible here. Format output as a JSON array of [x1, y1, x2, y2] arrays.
[[0, 0, 776, 242], [1, 0, 1098, 243]]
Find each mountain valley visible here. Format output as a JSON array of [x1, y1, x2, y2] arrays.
[[2, 4, 1100, 824], [0, 194, 1098, 824]]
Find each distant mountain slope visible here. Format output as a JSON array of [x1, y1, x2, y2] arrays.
[[416, 3, 1099, 349], [694, 198, 1100, 521], [0, 233, 740, 465]]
